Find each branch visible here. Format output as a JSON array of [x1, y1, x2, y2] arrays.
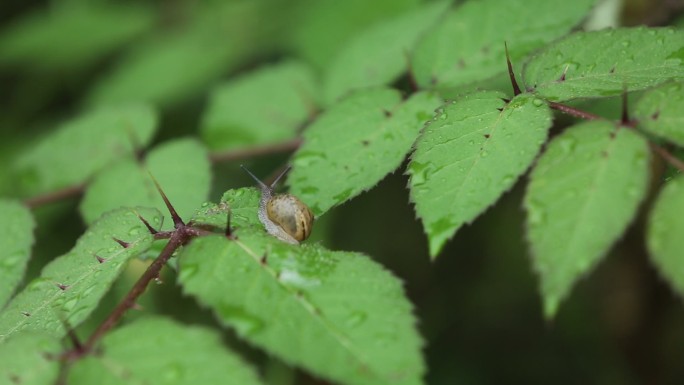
[[650, 143, 684, 173], [548, 102, 602, 121], [23, 183, 86, 208], [208, 138, 301, 163]]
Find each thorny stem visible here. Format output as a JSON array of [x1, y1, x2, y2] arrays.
[[548, 102, 602, 121]]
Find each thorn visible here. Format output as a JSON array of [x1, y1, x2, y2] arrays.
[[504, 41, 521, 96], [21, 311, 30, 317], [134, 211, 158, 234], [500, 98, 511, 103], [113, 237, 130, 248], [403, 48, 418, 92], [651, 111, 660, 120], [147, 172, 184, 228], [484, 134, 491, 139], [57, 283, 69, 291], [94, 254, 106, 263], [558, 64, 569, 82], [361, 140, 370, 146], [260, 254, 268, 265], [496, 108, 504, 112], [225, 211, 233, 238], [382, 109, 392, 117]]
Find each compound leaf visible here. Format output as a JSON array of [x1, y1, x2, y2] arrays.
[[523, 27, 684, 101], [80, 138, 211, 227], [0, 332, 61, 385], [411, 0, 595, 91], [13, 104, 158, 196], [201, 61, 318, 151], [408, 91, 552, 257], [0, 207, 161, 342], [524, 121, 650, 318], [290, 89, 441, 215], [323, 0, 449, 104], [634, 81, 684, 146], [179, 230, 423, 385], [647, 176, 684, 296], [69, 317, 264, 385], [0, 200, 34, 308]]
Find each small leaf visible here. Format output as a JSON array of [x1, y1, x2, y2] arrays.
[[0, 332, 61, 385], [179, 231, 424, 385], [69, 316, 264, 385], [290, 0, 421, 70], [524, 121, 650, 318], [411, 0, 595, 90], [0, 3, 154, 71], [408, 91, 552, 257], [0, 200, 34, 308], [13, 104, 158, 196], [0, 207, 161, 342], [290, 89, 442, 215], [634, 81, 684, 146], [647, 176, 684, 296], [201, 61, 318, 151], [80, 138, 211, 227], [323, 1, 449, 104], [523, 27, 684, 101]]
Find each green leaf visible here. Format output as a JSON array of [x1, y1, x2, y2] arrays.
[[179, 231, 424, 385], [647, 176, 684, 296], [0, 207, 161, 342], [13, 104, 158, 196], [524, 121, 650, 318], [290, 89, 441, 215], [80, 138, 211, 227], [411, 0, 595, 91], [289, 0, 421, 70], [201, 61, 318, 151], [408, 91, 552, 257], [0, 3, 154, 71], [0, 332, 61, 385], [68, 316, 263, 385], [523, 27, 684, 101], [634, 81, 684, 146], [323, 1, 449, 104], [0, 200, 34, 308]]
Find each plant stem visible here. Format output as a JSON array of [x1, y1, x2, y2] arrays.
[[23, 183, 86, 208], [548, 102, 602, 121], [650, 143, 684, 173]]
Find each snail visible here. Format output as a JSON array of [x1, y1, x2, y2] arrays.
[[241, 165, 314, 244]]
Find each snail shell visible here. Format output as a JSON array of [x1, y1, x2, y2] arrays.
[[241, 165, 314, 244]]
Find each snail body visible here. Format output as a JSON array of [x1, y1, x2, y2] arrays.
[[241, 165, 314, 244]]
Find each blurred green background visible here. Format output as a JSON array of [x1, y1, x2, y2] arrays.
[[1, 0, 684, 384]]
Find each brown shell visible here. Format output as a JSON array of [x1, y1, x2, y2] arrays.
[[266, 194, 314, 242]]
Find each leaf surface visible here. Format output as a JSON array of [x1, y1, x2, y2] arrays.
[[80, 138, 211, 227], [289, 89, 441, 215], [0, 3, 154, 70], [523, 27, 684, 101], [647, 176, 684, 296], [13, 104, 157, 196], [524, 121, 650, 317], [323, 1, 449, 104], [634, 81, 684, 146], [411, 0, 595, 90], [69, 317, 263, 385], [0, 207, 161, 342], [0, 332, 61, 385], [201, 61, 318, 151], [0, 200, 34, 308], [179, 230, 423, 385], [408, 91, 552, 257]]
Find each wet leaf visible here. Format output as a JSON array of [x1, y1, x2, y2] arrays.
[[0, 332, 61, 385], [290, 89, 442, 215], [411, 0, 595, 90], [0, 207, 161, 342], [408, 91, 552, 257], [634, 81, 684, 146], [69, 317, 263, 385], [647, 176, 684, 296], [524, 121, 650, 318], [0, 200, 34, 308], [523, 27, 684, 101], [179, 230, 423, 385]]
